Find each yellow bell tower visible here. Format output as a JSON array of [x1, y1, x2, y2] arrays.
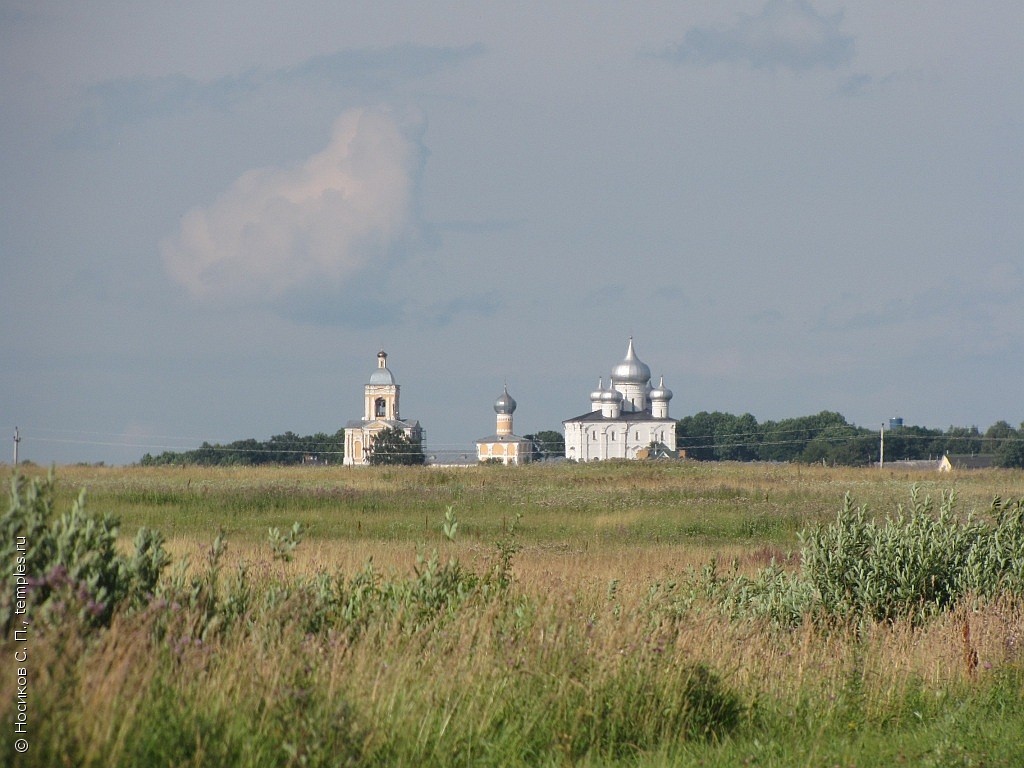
[[363, 350, 400, 421]]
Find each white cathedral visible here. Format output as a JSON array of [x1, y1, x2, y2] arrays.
[[563, 338, 677, 462], [343, 350, 422, 466]]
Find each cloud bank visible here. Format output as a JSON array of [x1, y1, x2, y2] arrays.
[[162, 107, 425, 310], [665, 0, 853, 71], [68, 44, 483, 143]]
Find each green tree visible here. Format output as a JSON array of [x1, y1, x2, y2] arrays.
[[368, 426, 425, 466], [525, 430, 565, 460], [139, 429, 346, 466], [676, 412, 761, 461], [996, 438, 1024, 468], [762, 412, 853, 463], [676, 411, 727, 461], [799, 423, 874, 465], [985, 420, 1017, 456], [935, 425, 983, 457], [717, 412, 760, 461], [872, 424, 937, 463], [757, 418, 805, 462]]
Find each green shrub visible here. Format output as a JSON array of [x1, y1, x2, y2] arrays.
[[267, 520, 304, 562], [802, 487, 1024, 624], [958, 494, 1024, 596], [700, 486, 1024, 627], [1, 472, 170, 634], [701, 559, 817, 627]]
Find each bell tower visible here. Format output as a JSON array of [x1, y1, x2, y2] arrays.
[[345, 349, 422, 466], [363, 350, 400, 421]]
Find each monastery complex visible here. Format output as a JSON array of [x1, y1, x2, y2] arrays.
[[344, 338, 676, 465]]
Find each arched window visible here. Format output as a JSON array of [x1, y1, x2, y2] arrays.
[[375, 398, 386, 417]]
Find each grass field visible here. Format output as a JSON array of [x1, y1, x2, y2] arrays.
[[3, 461, 1024, 766], [38, 460, 1024, 565]]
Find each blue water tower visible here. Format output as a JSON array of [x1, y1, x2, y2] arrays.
[[889, 417, 904, 430]]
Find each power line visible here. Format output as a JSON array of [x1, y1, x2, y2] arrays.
[[11, 420, 1014, 465], [22, 424, 239, 444]]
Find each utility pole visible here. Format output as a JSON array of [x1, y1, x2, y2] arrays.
[[879, 423, 884, 468], [13, 426, 21, 465]]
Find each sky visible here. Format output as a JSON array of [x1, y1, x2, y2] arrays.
[[2, 1, 1022, 465]]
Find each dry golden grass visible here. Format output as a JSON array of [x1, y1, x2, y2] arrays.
[[7, 460, 1016, 616], [8, 460, 1024, 763], [23, 458, 1024, 596]]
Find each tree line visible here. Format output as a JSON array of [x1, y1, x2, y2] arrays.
[[138, 427, 567, 467], [138, 427, 430, 467], [137, 414, 1024, 468], [676, 411, 1024, 467], [139, 430, 346, 466]]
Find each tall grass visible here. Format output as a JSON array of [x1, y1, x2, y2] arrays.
[[30, 461, 1024, 552], [6, 559, 1023, 766], [3, 463, 1024, 766]]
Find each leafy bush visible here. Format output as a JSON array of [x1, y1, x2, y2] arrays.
[[803, 487, 1024, 623], [701, 486, 1024, 627], [153, 509, 501, 645], [267, 521, 304, 562], [1, 472, 170, 635], [699, 559, 817, 628]]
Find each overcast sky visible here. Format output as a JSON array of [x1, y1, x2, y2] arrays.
[[2, 1, 1022, 465]]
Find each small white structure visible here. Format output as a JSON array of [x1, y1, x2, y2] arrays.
[[476, 385, 534, 465], [563, 338, 677, 462], [343, 350, 422, 465]]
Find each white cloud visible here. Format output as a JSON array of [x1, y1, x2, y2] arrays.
[[162, 106, 424, 307]]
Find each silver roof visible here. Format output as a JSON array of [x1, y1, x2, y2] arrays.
[[610, 337, 651, 385], [494, 385, 517, 414], [369, 350, 396, 385], [563, 409, 674, 424], [650, 375, 673, 401], [600, 386, 623, 403]]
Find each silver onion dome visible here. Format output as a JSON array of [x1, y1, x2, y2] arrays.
[[610, 338, 651, 385], [590, 377, 606, 402], [494, 385, 517, 414], [650, 375, 673, 401], [600, 386, 623, 403]]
